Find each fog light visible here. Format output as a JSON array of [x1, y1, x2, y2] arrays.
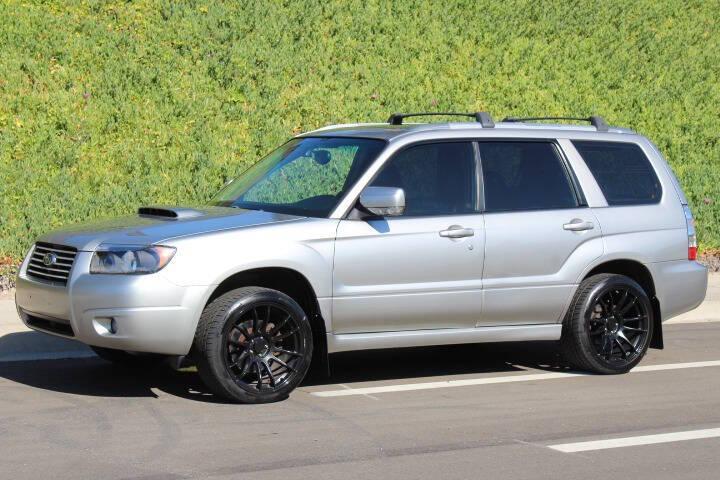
[[92, 317, 117, 335]]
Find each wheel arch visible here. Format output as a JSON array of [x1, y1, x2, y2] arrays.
[[583, 259, 663, 349], [201, 267, 329, 373]]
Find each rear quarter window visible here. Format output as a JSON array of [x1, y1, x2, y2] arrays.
[[572, 141, 662, 206]]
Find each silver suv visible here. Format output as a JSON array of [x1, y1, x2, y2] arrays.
[[15, 112, 708, 403]]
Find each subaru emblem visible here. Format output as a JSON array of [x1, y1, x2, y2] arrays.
[[42, 252, 57, 267]]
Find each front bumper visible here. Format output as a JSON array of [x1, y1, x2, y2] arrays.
[[15, 252, 210, 355]]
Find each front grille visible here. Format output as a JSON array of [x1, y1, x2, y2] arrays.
[[26, 242, 78, 285]]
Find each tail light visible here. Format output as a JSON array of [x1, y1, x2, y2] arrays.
[[683, 205, 698, 260]]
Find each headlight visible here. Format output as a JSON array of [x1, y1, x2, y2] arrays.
[[90, 245, 176, 275]]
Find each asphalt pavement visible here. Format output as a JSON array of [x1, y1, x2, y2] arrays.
[[1, 279, 719, 480]]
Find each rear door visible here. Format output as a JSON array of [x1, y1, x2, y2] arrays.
[[478, 140, 603, 326], [332, 141, 485, 334]]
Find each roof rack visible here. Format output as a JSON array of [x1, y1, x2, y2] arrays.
[[387, 112, 495, 128], [501, 116, 609, 132]]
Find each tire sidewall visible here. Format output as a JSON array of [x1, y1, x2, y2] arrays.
[[572, 275, 654, 374], [204, 290, 313, 403]]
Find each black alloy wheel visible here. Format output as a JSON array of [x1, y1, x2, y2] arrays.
[[194, 287, 313, 403], [561, 273, 653, 374], [587, 285, 650, 365], [222, 302, 305, 392]]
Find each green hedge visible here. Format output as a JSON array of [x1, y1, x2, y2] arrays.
[[1, 0, 718, 260]]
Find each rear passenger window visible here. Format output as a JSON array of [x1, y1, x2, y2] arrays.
[[479, 142, 578, 212], [573, 141, 662, 205]]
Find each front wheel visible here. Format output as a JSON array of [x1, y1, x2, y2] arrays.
[[193, 287, 313, 403], [560, 273, 653, 374]]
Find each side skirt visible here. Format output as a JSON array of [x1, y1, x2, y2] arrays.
[[327, 324, 562, 354]]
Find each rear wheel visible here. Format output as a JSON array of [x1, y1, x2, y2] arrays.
[[560, 273, 653, 374], [194, 287, 313, 403]]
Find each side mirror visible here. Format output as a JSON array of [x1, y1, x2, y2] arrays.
[[358, 186, 405, 217]]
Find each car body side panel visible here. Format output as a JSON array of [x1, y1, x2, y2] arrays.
[[587, 227, 689, 266], [575, 228, 707, 323], [327, 324, 562, 353], [573, 136, 688, 261], [159, 218, 336, 288], [570, 136, 707, 321], [332, 215, 485, 333], [126, 217, 339, 335], [481, 208, 604, 325]]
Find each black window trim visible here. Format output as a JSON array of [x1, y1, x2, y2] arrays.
[[476, 138, 588, 215], [571, 139, 663, 207]]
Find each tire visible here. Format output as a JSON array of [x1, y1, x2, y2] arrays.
[[91, 346, 167, 368], [193, 287, 313, 404], [560, 273, 654, 374]]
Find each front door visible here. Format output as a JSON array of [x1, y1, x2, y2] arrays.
[[332, 142, 485, 334]]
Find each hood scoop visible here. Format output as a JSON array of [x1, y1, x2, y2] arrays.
[[138, 206, 205, 220]]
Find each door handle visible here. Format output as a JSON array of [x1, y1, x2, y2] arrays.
[[563, 219, 595, 231], [439, 226, 475, 238]]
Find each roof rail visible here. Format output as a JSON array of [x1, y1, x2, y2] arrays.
[[501, 116, 609, 132], [387, 112, 495, 128]]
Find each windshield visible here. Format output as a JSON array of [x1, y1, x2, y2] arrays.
[[211, 137, 386, 217]]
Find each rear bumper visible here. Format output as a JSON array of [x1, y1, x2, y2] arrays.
[[647, 260, 708, 322], [15, 252, 210, 355]]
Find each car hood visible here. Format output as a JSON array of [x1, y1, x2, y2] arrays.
[[37, 206, 305, 251]]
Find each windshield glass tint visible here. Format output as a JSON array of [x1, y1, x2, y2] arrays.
[[211, 137, 386, 217]]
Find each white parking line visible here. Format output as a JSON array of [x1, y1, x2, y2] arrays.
[[632, 360, 720, 372], [310, 360, 720, 397], [548, 428, 720, 453]]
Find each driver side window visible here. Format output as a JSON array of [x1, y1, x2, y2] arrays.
[[370, 142, 477, 216]]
